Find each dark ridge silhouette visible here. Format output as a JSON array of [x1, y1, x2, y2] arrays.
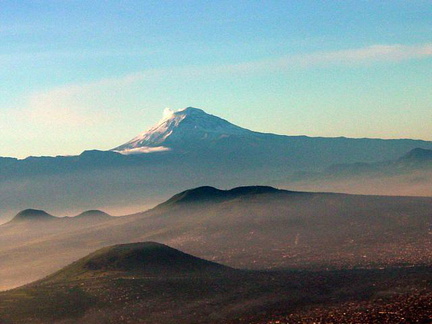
[[228, 185, 282, 195], [74, 210, 112, 219], [10, 209, 56, 223], [161, 186, 225, 205], [399, 148, 432, 163], [159, 185, 287, 207], [44, 242, 232, 282], [4, 209, 113, 227]]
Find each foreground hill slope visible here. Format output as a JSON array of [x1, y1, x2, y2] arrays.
[[44, 242, 232, 282], [0, 242, 430, 324], [0, 186, 431, 291]]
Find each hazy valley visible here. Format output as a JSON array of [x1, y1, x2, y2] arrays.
[[1, 185, 431, 289], [1, 109, 431, 323], [4, 2, 432, 322]]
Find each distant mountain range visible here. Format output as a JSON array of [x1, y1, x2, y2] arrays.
[[9, 208, 112, 224], [1, 107, 432, 219], [4, 107, 432, 172], [112, 107, 432, 164], [286, 147, 432, 180]]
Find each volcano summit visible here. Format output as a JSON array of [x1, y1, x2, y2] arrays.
[[113, 107, 258, 154], [112, 107, 432, 167], [2, 107, 432, 221]]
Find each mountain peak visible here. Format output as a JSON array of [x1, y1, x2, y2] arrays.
[[172, 106, 205, 115], [113, 107, 254, 154], [160, 107, 206, 122], [11, 209, 56, 223]]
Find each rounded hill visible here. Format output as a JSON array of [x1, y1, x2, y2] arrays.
[[44, 242, 233, 282], [10, 209, 55, 223], [75, 210, 111, 219]]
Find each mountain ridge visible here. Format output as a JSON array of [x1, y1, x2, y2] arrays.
[[158, 185, 289, 208], [112, 107, 432, 157], [6, 209, 113, 225], [399, 148, 432, 163], [2, 107, 432, 222]]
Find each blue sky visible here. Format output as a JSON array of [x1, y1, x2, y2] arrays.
[[1, 1, 432, 158]]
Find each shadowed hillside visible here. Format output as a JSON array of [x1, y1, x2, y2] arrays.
[[0, 242, 430, 324], [45, 242, 232, 282]]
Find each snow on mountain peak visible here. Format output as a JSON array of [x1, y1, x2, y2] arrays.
[[113, 107, 254, 153], [162, 107, 175, 119]]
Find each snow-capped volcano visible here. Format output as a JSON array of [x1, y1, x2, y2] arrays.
[[113, 107, 257, 154]]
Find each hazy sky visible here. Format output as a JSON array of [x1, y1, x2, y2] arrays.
[[1, 1, 432, 158]]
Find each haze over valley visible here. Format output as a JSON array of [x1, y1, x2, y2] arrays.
[[1, 109, 431, 323], [1, 107, 432, 222], [2, 1, 432, 323]]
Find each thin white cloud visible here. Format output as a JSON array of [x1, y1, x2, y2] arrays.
[[114, 42, 432, 78], [226, 43, 432, 73], [0, 49, 153, 66], [288, 43, 432, 67], [10, 42, 432, 128]]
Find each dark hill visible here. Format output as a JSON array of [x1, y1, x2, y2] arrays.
[[159, 185, 286, 207], [45, 242, 232, 282], [10, 209, 56, 223], [6, 209, 113, 226], [74, 210, 112, 219]]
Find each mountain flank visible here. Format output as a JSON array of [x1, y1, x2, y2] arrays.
[[44, 242, 232, 283], [0, 242, 430, 324], [399, 147, 432, 163], [113, 107, 255, 153]]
